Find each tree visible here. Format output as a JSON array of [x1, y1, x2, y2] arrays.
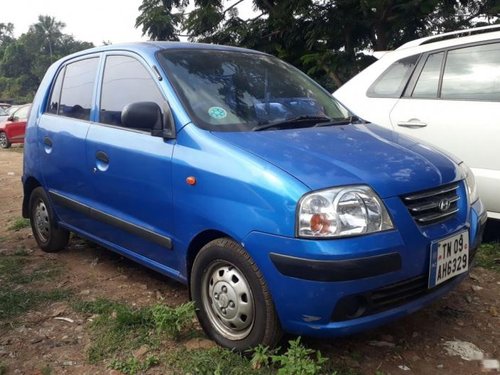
[[135, 0, 188, 40], [0, 23, 14, 46], [0, 17, 94, 102], [31, 15, 65, 60], [135, 0, 499, 91]]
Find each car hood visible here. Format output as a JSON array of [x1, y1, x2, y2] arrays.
[[213, 124, 461, 198]]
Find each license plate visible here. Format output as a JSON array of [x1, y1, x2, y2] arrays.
[[428, 230, 469, 288]]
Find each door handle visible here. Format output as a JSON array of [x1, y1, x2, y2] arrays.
[[43, 137, 52, 147], [397, 119, 427, 129], [43, 137, 53, 154], [95, 151, 110, 172], [96, 151, 109, 164]]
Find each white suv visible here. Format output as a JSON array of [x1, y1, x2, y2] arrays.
[[335, 25, 500, 220]]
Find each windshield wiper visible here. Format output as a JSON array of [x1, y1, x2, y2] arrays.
[[252, 115, 332, 131], [313, 115, 364, 127]]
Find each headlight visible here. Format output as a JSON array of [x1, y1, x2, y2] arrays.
[[297, 186, 393, 238], [460, 163, 479, 204]]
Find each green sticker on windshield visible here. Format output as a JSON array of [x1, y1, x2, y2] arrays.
[[208, 106, 227, 119]]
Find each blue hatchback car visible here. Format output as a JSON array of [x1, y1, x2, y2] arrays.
[[23, 42, 487, 350]]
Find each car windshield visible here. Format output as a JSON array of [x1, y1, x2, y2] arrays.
[[0, 108, 6, 116], [157, 49, 350, 131]]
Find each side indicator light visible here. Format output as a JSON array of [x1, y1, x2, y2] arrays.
[[186, 176, 197, 185]]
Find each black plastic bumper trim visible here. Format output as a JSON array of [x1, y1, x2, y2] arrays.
[[49, 191, 172, 249], [269, 252, 401, 282]]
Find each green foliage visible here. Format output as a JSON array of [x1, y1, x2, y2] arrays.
[[165, 346, 267, 375], [271, 337, 327, 375], [0, 15, 93, 102], [0, 288, 70, 319], [76, 299, 196, 363], [83, 304, 154, 363], [477, 242, 500, 272], [8, 217, 30, 231], [136, 0, 499, 91], [151, 301, 195, 339], [0, 362, 6, 375], [167, 338, 330, 374], [40, 365, 53, 375], [249, 344, 276, 370], [0, 253, 70, 320], [109, 355, 159, 375], [72, 298, 121, 315]]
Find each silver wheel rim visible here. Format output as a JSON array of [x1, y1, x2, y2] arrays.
[[0, 133, 7, 148], [34, 199, 50, 242], [201, 261, 255, 340]]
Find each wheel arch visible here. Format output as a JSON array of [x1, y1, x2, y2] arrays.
[[22, 176, 41, 218], [185, 229, 234, 286]]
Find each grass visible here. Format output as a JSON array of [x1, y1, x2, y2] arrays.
[[7, 217, 30, 231], [109, 355, 159, 375], [164, 337, 350, 375], [72, 298, 196, 364], [476, 242, 500, 272], [0, 362, 6, 375], [0, 252, 70, 320], [165, 346, 272, 375], [0, 289, 70, 319], [73, 298, 353, 374]]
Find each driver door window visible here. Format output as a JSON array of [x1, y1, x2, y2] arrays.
[[100, 55, 165, 129]]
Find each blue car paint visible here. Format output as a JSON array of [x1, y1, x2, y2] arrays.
[[23, 42, 486, 338]]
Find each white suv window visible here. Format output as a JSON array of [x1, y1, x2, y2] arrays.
[[367, 54, 419, 98], [412, 52, 444, 99], [441, 42, 500, 101]]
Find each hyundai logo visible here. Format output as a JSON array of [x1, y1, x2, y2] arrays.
[[438, 198, 451, 212]]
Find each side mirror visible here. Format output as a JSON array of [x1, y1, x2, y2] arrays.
[[122, 101, 162, 130], [121, 101, 175, 139], [7, 115, 14, 122]]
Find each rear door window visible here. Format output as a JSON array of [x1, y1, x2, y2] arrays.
[[59, 57, 99, 120], [47, 67, 65, 115], [441, 42, 500, 101], [367, 54, 419, 98], [411, 52, 444, 99]]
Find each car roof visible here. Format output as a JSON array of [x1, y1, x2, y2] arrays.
[[397, 24, 500, 49], [55, 41, 268, 65], [376, 26, 500, 62]]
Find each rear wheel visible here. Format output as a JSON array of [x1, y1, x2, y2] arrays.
[[191, 238, 282, 350], [29, 187, 69, 252], [0, 132, 11, 149]]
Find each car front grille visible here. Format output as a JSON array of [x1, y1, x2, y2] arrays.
[[402, 183, 460, 225]]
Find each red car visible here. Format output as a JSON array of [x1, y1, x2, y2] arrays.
[[0, 104, 31, 149]]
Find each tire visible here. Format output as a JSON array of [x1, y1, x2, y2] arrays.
[[0, 132, 11, 149], [29, 187, 69, 252], [191, 238, 282, 350]]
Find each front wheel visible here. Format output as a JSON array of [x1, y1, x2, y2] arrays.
[[191, 238, 282, 350], [0, 132, 11, 149], [29, 187, 69, 252]]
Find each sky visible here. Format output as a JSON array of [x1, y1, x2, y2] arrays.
[[1, 0, 257, 46], [1, 0, 146, 46]]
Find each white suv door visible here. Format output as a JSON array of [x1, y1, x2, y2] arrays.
[[389, 42, 500, 218]]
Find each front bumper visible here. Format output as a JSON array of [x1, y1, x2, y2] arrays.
[[242, 198, 487, 337]]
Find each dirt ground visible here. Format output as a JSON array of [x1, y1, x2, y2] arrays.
[[0, 147, 498, 375]]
